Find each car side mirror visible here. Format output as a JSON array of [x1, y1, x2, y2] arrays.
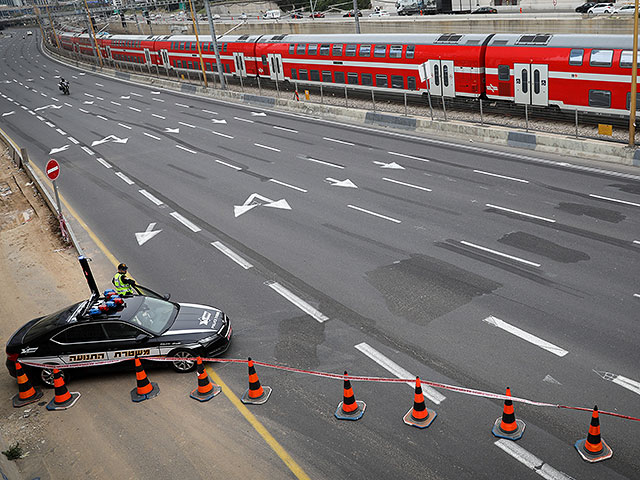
[[135, 333, 149, 342], [163, 293, 171, 300]]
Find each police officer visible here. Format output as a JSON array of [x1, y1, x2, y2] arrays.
[[112, 263, 138, 296]]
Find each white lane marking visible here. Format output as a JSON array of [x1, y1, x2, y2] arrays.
[[388, 151, 430, 163], [474, 170, 530, 183], [273, 125, 298, 133], [383, 177, 432, 192], [64, 103, 72, 107], [143, 132, 161, 140], [612, 375, 640, 396], [211, 241, 253, 269], [254, 143, 280, 152], [78, 108, 89, 113], [28, 111, 35, 115], [152, 98, 165, 103], [81, 146, 94, 156], [118, 123, 132, 130], [304, 157, 344, 169], [115, 172, 135, 185], [170, 211, 201, 232], [460, 241, 541, 268], [266, 281, 328, 323], [494, 440, 574, 480], [179, 121, 196, 128], [486, 204, 556, 223], [355, 342, 446, 405], [20, 105, 27, 110], [96, 158, 111, 169], [324, 137, 354, 146], [176, 144, 197, 154], [40, 92, 47, 97], [175, 102, 189, 108], [68, 137, 79, 145], [635, 293, 640, 298], [130, 92, 143, 97], [128, 106, 141, 112], [51, 97, 60, 103], [234, 116, 254, 123], [269, 179, 307, 192], [152, 113, 166, 119], [95, 83, 103, 87], [45, 121, 56, 128], [110, 101, 121, 106], [139, 189, 163, 206], [589, 194, 640, 207], [96, 97, 104, 101], [347, 205, 401, 224], [483, 316, 568, 357], [56, 128, 66, 135], [96, 115, 108, 121], [634, 240, 640, 245], [211, 130, 234, 139], [84, 93, 94, 98], [202, 109, 217, 115], [215, 159, 242, 170]]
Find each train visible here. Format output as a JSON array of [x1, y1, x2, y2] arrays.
[[57, 31, 637, 117]]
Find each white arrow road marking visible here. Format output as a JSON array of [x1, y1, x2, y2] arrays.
[[355, 342, 446, 404], [234, 193, 290, 217], [135, 222, 162, 246], [139, 189, 163, 206], [211, 119, 227, 124], [594, 371, 640, 396], [91, 135, 113, 147], [461, 241, 541, 268], [152, 114, 166, 119], [165, 127, 179, 133], [264, 199, 291, 210], [543, 375, 562, 385], [494, 440, 573, 480], [234, 116, 254, 123], [323, 137, 354, 146], [374, 161, 405, 169], [347, 205, 401, 223], [383, 178, 431, 192], [211, 241, 253, 269], [234, 203, 259, 217], [112, 136, 128, 144], [266, 281, 328, 323], [170, 212, 201, 232], [483, 316, 568, 357], [1, 111, 15, 116], [49, 145, 69, 155], [34, 104, 54, 111], [326, 178, 358, 188], [251, 112, 266, 116], [115, 172, 135, 185]]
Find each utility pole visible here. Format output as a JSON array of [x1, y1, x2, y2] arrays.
[[46, 3, 61, 49], [629, 0, 639, 147], [353, 0, 361, 34], [187, 0, 208, 88], [203, 0, 226, 88], [82, 0, 103, 67]]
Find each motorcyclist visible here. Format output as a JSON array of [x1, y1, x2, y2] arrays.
[[58, 78, 69, 94]]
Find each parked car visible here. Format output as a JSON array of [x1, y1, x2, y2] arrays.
[[309, 12, 325, 18], [587, 3, 615, 14], [613, 4, 638, 15], [471, 6, 498, 13], [575, 2, 597, 12], [343, 10, 363, 17], [290, 12, 303, 18]]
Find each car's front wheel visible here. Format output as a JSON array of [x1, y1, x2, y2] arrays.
[[170, 349, 197, 372], [39, 365, 67, 388]]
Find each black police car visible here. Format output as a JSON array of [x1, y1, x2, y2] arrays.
[[5, 288, 232, 386]]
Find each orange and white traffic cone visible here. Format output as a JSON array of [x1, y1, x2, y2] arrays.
[[492, 387, 525, 440], [335, 371, 366, 420], [575, 406, 613, 462], [12, 361, 43, 408], [46, 369, 80, 411], [241, 357, 271, 405], [403, 377, 437, 428], [190, 357, 221, 402], [130, 357, 159, 402]]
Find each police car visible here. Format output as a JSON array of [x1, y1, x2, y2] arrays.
[[5, 287, 232, 386]]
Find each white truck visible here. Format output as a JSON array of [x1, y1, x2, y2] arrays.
[[264, 9, 281, 19]]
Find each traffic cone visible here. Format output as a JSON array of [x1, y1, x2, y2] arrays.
[[241, 357, 271, 405], [130, 357, 159, 402], [575, 406, 613, 462], [190, 357, 221, 402], [12, 361, 43, 408], [492, 387, 525, 440], [46, 369, 80, 411], [335, 371, 366, 420], [403, 377, 437, 428]]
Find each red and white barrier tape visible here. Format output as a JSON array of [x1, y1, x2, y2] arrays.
[[18, 356, 640, 422]]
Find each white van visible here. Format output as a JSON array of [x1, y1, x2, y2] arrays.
[[264, 9, 281, 19]]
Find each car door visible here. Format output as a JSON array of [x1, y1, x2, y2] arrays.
[[50, 322, 111, 364], [102, 322, 162, 360]]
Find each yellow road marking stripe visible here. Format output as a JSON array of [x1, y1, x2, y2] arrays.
[[207, 368, 311, 480]]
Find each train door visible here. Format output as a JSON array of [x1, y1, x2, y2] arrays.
[[428, 60, 456, 97], [267, 53, 284, 81], [144, 48, 152, 66], [233, 52, 247, 77], [106, 46, 112, 59], [160, 50, 171, 69], [514, 64, 548, 106]]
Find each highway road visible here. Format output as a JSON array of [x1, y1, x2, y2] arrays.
[[1, 29, 639, 479]]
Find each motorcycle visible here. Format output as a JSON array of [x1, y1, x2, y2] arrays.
[[59, 81, 70, 95]]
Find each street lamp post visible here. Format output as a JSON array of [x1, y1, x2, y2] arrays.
[[203, 0, 226, 89], [629, 0, 639, 147]]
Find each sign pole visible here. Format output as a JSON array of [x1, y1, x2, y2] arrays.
[[53, 180, 63, 218]]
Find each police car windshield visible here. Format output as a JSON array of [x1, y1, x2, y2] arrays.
[[128, 297, 176, 334]]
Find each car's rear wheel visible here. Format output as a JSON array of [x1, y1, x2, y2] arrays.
[[170, 350, 197, 372], [39, 366, 67, 388]]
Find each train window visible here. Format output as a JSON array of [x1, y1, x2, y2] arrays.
[[620, 50, 640, 68], [406, 45, 415, 59], [359, 45, 371, 57], [498, 65, 510, 81], [223, 44, 228, 53], [225, 64, 230, 73], [389, 45, 402, 58], [590, 49, 613, 67], [289, 44, 295, 54], [320, 44, 331, 56], [533, 69, 540, 95], [589, 90, 611, 108], [361, 73, 373, 86], [191, 42, 196, 51], [322, 71, 332, 82], [334, 71, 345, 83], [202, 43, 208, 52], [262, 55, 268, 65], [626, 92, 640, 110], [434, 64, 440, 86], [299, 69, 309, 80], [569, 49, 583, 66], [391, 75, 404, 89], [407, 76, 417, 90], [374, 45, 387, 58], [348, 72, 359, 84], [308, 44, 318, 55], [332, 44, 343, 56], [189, 61, 194, 69], [291, 69, 297, 80], [310, 70, 320, 81], [296, 44, 305, 55], [521, 69, 528, 93], [443, 66, 449, 87], [376, 74, 388, 88], [345, 44, 357, 57], [179, 42, 185, 51]]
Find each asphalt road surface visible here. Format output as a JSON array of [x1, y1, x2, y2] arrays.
[[1, 29, 639, 480]]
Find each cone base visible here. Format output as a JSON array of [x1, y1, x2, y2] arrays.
[[46, 392, 80, 411], [130, 382, 160, 402], [492, 417, 526, 441], [190, 384, 222, 402], [403, 407, 437, 428], [335, 400, 366, 421], [575, 438, 613, 463], [12, 388, 43, 408], [241, 385, 272, 405]]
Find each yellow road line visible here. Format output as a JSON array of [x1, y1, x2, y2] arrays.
[[207, 368, 312, 480]]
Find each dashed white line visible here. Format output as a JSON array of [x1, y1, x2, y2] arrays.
[[347, 205, 401, 223], [84, 93, 94, 98], [324, 137, 354, 146], [273, 125, 298, 133], [254, 143, 280, 152], [118, 123, 132, 130], [176, 144, 197, 154], [304, 157, 344, 169], [20, 105, 27, 110], [483, 316, 568, 357], [494, 440, 573, 480], [56, 128, 66, 135], [36, 115, 44, 121], [215, 159, 242, 170], [175, 102, 189, 108], [96, 115, 108, 121], [170, 212, 201, 232], [110, 101, 121, 106], [143, 132, 161, 140], [388, 151, 430, 163], [95, 83, 104, 87], [128, 106, 141, 112], [633, 240, 640, 245], [486, 204, 556, 223], [211, 130, 234, 139], [202, 109, 217, 115], [460, 241, 541, 268], [211, 241, 253, 269], [383, 178, 432, 192], [474, 170, 530, 183], [269, 179, 307, 192], [78, 108, 89, 114], [115, 172, 135, 185], [45, 122, 56, 128], [81, 146, 94, 156], [179, 121, 196, 128], [355, 342, 446, 404], [40, 93, 47, 97], [64, 103, 72, 108], [139, 189, 163, 206], [130, 92, 143, 97], [266, 281, 328, 323], [96, 158, 111, 169], [152, 98, 165, 103], [589, 194, 640, 207], [68, 137, 79, 145], [234, 116, 254, 123], [152, 113, 165, 119]]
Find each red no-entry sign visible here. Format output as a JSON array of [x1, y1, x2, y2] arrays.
[[46, 159, 60, 181]]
